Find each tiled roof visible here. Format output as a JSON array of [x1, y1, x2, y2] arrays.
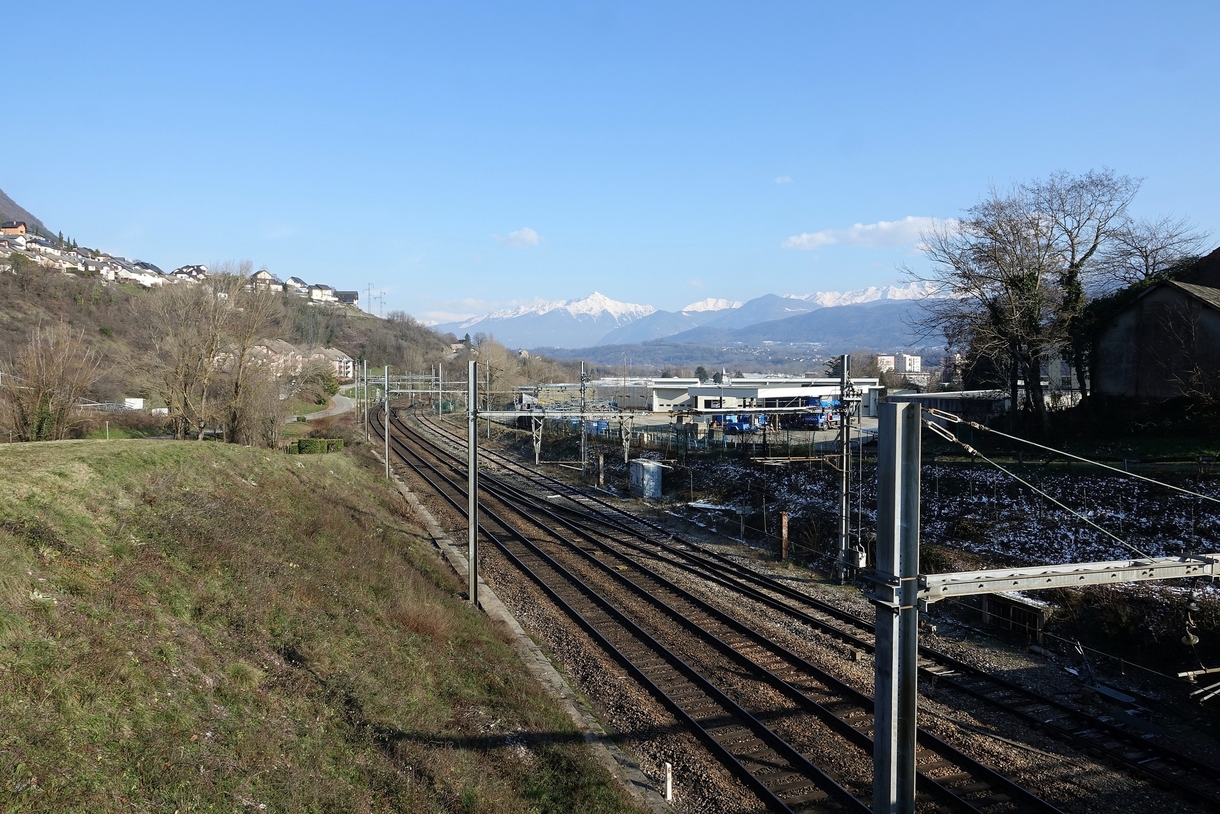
[[1170, 281, 1220, 311]]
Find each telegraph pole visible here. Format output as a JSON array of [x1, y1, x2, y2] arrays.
[[468, 360, 479, 607], [439, 364, 444, 418], [363, 360, 369, 442]]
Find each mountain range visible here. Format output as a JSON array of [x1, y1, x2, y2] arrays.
[[435, 282, 938, 353]]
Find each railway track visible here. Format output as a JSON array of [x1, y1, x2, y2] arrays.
[[376, 407, 1075, 814], [402, 408, 1220, 811]]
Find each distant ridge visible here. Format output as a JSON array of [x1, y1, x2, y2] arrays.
[[0, 186, 49, 234], [434, 291, 657, 348]]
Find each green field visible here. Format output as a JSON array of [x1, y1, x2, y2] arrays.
[[0, 440, 643, 813]]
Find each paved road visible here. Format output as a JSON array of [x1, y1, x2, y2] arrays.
[[304, 393, 356, 421]]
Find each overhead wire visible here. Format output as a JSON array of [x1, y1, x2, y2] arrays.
[[921, 418, 1153, 559], [923, 407, 1220, 507]]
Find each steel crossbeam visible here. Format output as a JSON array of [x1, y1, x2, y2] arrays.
[[871, 401, 1218, 814], [918, 554, 1220, 605]]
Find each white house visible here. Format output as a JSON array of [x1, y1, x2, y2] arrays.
[[310, 347, 356, 381], [308, 284, 338, 303], [115, 267, 164, 288]]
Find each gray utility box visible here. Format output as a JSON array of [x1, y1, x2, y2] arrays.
[[629, 459, 663, 498]]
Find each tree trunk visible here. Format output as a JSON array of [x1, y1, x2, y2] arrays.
[[1023, 356, 1051, 436], [1009, 341, 1020, 432]]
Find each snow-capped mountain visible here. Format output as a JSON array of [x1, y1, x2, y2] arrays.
[[787, 280, 940, 308], [433, 282, 940, 350], [681, 298, 742, 313], [450, 291, 654, 329], [436, 292, 656, 349]]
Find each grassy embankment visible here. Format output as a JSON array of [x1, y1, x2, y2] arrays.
[[0, 439, 645, 813]]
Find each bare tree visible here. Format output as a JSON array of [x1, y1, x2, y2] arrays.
[[1151, 301, 1220, 414], [1103, 215, 1209, 288], [906, 170, 1205, 433], [911, 185, 1064, 432], [1027, 169, 1140, 394], [238, 367, 294, 448], [220, 266, 284, 443], [137, 273, 243, 439], [1, 321, 106, 441]]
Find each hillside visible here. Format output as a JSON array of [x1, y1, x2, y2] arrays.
[[663, 299, 923, 349], [0, 265, 452, 403], [0, 186, 48, 234], [0, 439, 644, 813], [533, 339, 823, 374]]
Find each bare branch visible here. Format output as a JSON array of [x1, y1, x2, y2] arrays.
[[1103, 215, 1210, 288]]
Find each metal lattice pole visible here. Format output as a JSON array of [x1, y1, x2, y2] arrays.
[[837, 354, 851, 581], [580, 361, 588, 475]]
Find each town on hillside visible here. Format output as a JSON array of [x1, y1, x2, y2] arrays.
[[1, 218, 362, 411], [0, 219, 359, 305]]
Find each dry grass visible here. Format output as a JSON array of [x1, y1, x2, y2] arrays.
[[0, 439, 645, 813]]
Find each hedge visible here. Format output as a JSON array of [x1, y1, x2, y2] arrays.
[[286, 438, 345, 454], [297, 438, 328, 454]]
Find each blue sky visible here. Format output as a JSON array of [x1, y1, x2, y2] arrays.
[[4, 1, 1218, 323]]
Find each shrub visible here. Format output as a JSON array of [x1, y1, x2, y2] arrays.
[[297, 438, 327, 454]]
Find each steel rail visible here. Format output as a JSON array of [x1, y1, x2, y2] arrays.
[[387, 410, 1065, 814], [410, 409, 1220, 810], [372, 407, 865, 813]]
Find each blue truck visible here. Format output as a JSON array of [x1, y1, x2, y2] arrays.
[[722, 414, 762, 435]]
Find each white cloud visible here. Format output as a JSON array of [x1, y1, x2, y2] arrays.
[[494, 226, 542, 248], [783, 216, 948, 250], [783, 230, 838, 250], [774, 176, 793, 184], [688, 278, 706, 289]]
